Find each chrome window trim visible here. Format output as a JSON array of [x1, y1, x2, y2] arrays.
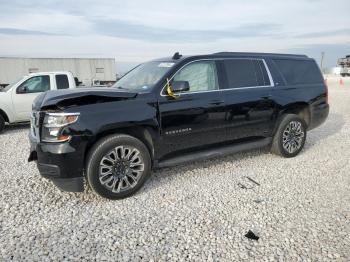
[[262, 59, 275, 87], [160, 58, 275, 97]]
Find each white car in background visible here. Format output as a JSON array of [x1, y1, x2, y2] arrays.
[[0, 71, 77, 133]]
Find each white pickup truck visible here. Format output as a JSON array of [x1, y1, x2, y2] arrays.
[[0, 71, 77, 133]]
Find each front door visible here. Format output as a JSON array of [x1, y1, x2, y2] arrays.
[[158, 60, 227, 158], [12, 75, 51, 121]]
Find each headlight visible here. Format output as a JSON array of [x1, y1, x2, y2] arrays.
[[42, 113, 80, 142]]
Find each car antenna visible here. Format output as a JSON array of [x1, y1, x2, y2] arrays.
[[172, 52, 182, 60]]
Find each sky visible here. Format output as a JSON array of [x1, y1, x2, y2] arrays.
[[0, 0, 349, 73]]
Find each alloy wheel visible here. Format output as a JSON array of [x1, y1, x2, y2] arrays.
[[282, 121, 305, 154], [99, 146, 145, 193]]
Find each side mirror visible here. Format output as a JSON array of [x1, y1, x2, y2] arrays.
[[17, 85, 28, 94], [171, 81, 190, 93]]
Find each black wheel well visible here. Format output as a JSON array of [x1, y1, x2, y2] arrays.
[[281, 103, 311, 127], [0, 109, 9, 123], [273, 103, 311, 135], [84, 126, 156, 168]]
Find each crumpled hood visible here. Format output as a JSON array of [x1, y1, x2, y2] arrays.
[[33, 88, 137, 111]]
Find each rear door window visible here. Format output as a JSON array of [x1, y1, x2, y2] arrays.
[[55, 74, 70, 89], [273, 59, 323, 85], [221, 59, 270, 89]]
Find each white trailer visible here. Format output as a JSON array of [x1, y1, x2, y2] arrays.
[[0, 57, 117, 87]]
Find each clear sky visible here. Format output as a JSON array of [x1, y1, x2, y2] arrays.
[[0, 0, 349, 73]]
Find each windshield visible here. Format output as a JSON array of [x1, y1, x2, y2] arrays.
[[1, 77, 24, 92], [113, 61, 174, 92]]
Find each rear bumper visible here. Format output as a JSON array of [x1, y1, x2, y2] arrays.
[[309, 103, 329, 130], [29, 134, 86, 192]]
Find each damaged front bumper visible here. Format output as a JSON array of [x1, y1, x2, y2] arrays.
[[28, 133, 85, 192]]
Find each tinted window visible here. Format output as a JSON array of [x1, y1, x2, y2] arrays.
[[273, 59, 323, 85], [173, 61, 218, 92], [18, 75, 50, 93], [222, 59, 258, 89], [55, 74, 70, 89]]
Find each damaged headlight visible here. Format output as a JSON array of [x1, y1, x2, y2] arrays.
[[42, 113, 80, 142]]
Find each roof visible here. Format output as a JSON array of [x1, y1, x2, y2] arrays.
[[153, 52, 308, 63], [212, 52, 307, 58], [28, 71, 73, 76]]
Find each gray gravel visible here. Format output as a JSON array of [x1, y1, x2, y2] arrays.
[[0, 83, 349, 261]]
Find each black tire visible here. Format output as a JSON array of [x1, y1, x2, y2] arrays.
[[86, 134, 151, 200], [271, 114, 307, 158], [0, 115, 5, 134]]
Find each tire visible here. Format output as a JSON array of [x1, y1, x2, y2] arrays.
[[0, 115, 5, 134], [86, 134, 151, 200], [271, 114, 307, 158]]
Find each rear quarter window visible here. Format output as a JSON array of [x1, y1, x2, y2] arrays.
[[55, 74, 70, 89], [273, 59, 323, 85]]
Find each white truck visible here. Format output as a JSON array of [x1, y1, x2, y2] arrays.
[[338, 55, 350, 77], [0, 71, 77, 133]]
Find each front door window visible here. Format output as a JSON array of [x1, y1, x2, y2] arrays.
[[173, 61, 219, 93], [17, 75, 50, 93]]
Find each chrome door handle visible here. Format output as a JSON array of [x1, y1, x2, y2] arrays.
[[209, 100, 224, 105], [261, 95, 272, 99]]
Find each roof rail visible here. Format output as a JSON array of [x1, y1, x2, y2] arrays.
[[213, 52, 307, 58]]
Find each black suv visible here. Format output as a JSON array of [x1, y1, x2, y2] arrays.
[[28, 52, 329, 199]]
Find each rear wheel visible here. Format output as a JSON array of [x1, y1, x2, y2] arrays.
[[86, 134, 151, 200], [0, 115, 5, 133], [271, 114, 307, 158]]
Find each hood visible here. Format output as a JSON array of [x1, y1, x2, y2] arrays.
[[33, 88, 137, 111]]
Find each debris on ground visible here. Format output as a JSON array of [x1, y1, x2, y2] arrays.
[[245, 230, 260, 241]]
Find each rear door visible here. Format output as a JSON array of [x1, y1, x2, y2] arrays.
[[219, 58, 275, 141], [158, 60, 227, 157]]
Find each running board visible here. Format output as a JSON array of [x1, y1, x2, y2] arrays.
[[156, 137, 271, 168]]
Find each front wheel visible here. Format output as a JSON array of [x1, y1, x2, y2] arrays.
[[86, 134, 151, 200], [271, 114, 307, 158]]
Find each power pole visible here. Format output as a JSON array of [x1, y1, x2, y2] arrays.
[[320, 52, 325, 73]]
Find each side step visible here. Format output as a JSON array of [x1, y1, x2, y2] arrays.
[[156, 137, 271, 168]]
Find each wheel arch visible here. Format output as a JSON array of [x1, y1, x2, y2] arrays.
[[274, 102, 311, 134], [280, 102, 311, 125], [84, 125, 158, 168], [0, 108, 9, 123]]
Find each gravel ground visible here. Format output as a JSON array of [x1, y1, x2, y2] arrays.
[[0, 82, 349, 261]]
